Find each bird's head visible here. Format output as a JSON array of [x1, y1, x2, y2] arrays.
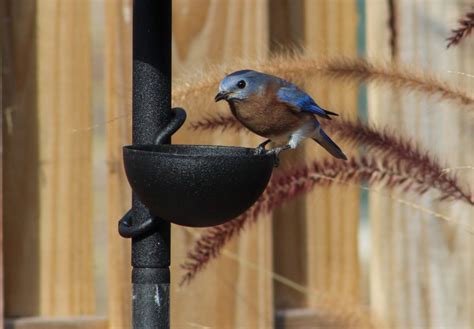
[[215, 70, 263, 103]]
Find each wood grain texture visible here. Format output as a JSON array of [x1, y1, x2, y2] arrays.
[[104, 0, 133, 328], [4, 0, 94, 317], [305, 0, 360, 313], [171, 0, 273, 327], [5, 316, 107, 329], [367, 1, 474, 328], [3, 0, 41, 316], [271, 0, 361, 315], [269, 0, 308, 311], [36, 0, 94, 316], [0, 1, 6, 322], [1, 2, 5, 325]]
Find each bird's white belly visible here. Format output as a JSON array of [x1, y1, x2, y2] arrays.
[[282, 121, 318, 148]]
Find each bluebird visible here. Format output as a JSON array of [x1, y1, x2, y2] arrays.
[[215, 70, 347, 160]]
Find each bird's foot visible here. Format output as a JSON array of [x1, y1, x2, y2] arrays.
[[254, 139, 271, 155], [267, 145, 291, 156], [266, 145, 291, 167]]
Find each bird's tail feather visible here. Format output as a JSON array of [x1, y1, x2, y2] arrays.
[[311, 105, 339, 120], [324, 109, 338, 117], [312, 128, 347, 160]]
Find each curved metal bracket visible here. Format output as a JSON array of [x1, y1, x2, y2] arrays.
[[118, 209, 161, 239], [119, 107, 187, 238], [154, 107, 187, 145]]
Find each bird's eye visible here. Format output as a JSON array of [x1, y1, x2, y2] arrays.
[[237, 80, 246, 89]]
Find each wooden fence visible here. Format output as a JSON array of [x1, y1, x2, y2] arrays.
[[367, 1, 474, 328], [3, 0, 473, 328]]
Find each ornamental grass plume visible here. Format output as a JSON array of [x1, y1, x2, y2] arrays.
[[191, 114, 473, 206], [173, 55, 474, 109], [177, 53, 473, 286], [181, 153, 473, 284], [325, 119, 473, 205], [447, 10, 474, 48], [181, 114, 473, 283], [189, 113, 242, 132]]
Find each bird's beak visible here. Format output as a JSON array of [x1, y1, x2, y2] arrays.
[[214, 91, 230, 102]]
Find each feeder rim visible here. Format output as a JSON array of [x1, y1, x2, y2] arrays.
[[123, 144, 275, 158]]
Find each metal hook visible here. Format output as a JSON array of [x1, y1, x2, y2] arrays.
[[119, 108, 187, 239], [154, 107, 187, 145], [118, 209, 161, 239]]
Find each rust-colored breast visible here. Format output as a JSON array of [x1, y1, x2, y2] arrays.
[[229, 85, 307, 138]]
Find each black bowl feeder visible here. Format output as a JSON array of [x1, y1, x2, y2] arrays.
[[119, 108, 276, 236]]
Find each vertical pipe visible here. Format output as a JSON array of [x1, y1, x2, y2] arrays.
[[132, 0, 171, 328]]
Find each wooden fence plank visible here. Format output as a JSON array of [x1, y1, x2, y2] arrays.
[[171, 0, 273, 327], [367, 1, 474, 328], [304, 0, 361, 313], [1, 115, 3, 328], [4, 0, 94, 317], [270, 0, 361, 315], [5, 316, 107, 329], [4, 0, 41, 316], [269, 0, 309, 311], [104, 0, 133, 328], [36, 0, 94, 315], [268, 1, 361, 316], [1, 2, 5, 324]]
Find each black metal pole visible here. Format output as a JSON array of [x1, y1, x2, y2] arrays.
[[132, 0, 171, 328]]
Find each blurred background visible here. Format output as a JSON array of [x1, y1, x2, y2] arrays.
[[3, 0, 473, 328]]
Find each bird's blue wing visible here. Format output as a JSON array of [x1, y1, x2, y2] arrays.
[[277, 86, 336, 119]]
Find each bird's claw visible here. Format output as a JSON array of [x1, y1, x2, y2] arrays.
[[266, 145, 292, 167], [255, 145, 266, 155], [266, 147, 286, 167], [260, 148, 279, 167], [254, 141, 289, 167], [254, 139, 271, 155], [268, 145, 291, 156]]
